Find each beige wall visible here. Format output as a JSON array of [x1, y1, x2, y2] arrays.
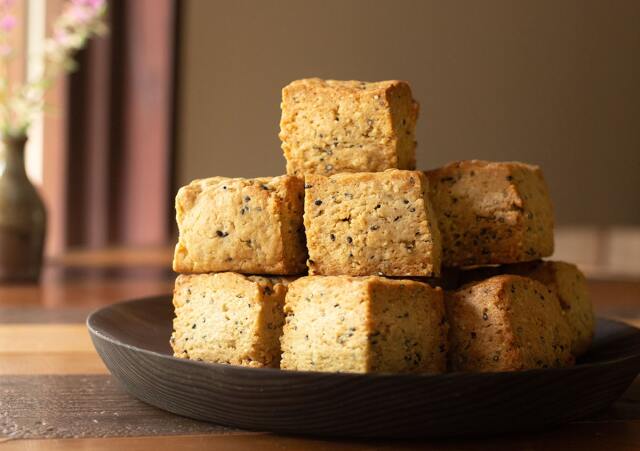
[[177, 0, 640, 225]]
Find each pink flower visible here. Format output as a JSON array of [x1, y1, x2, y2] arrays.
[[53, 29, 70, 45], [68, 6, 91, 23], [0, 14, 15, 32], [71, 0, 104, 9]]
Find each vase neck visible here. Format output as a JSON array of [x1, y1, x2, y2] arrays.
[[1, 135, 28, 177]]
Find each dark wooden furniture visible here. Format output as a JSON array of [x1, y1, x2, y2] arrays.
[[2, 248, 640, 449]]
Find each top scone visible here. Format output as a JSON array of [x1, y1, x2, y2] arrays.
[[280, 78, 419, 176]]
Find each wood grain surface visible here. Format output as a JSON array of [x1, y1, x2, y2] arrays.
[[0, 375, 232, 440], [1, 248, 640, 449]]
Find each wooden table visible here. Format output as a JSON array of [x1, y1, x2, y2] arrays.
[[2, 249, 640, 450]]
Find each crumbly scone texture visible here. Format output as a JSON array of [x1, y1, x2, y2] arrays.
[[459, 260, 595, 356], [173, 175, 307, 275], [426, 160, 554, 267], [280, 78, 419, 176], [171, 273, 293, 368], [303, 169, 442, 277], [446, 274, 573, 372], [280, 275, 447, 373], [544, 262, 594, 356]]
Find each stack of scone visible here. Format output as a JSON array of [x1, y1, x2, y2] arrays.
[[171, 78, 594, 373]]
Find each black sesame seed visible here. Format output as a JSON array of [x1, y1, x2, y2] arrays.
[[244, 195, 251, 202], [346, 236, 353, 244], [330, 233, 335, 241], [304, 183, 313, 189], [482, 311, 489, 321], [216, 230, 229, 237], [314, 199, 323, 206]]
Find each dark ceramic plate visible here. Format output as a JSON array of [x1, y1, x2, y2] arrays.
[[87, 295, 640, 438]]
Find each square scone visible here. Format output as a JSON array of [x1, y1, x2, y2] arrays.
[[446, 275, 574, 372], [304, 169, 442, 277], [460, 261, 594, 357], [513, 261, 594, 357], [173, 175, 307, 275], [425, 160, 554, 267], [280, 276, 448, 373], [171, 273, 293, 368], [280, 78, 419, 176]]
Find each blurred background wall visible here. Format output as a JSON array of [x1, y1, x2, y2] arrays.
[[12, 0, 639, 275], [177, 0, 640, 226]]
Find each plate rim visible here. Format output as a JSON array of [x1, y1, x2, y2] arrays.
[[86, 294, 640, 379]]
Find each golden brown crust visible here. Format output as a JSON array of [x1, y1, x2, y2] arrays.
[[446, 274, 573, 372], [280, 275, 447, 373], [280, 78, 418, 176], [171, 273, 295, 368], [425, 160, 554, 267], [173, 175, 307, 275], [460, 260, 594, 356], [303, 169, 442, 277]]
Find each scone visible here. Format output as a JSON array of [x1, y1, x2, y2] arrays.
[[446, 275, 573, 372], [280, 78, 419, 176], [303, 169, 442, 277], [280, 275, 448, 374], [425, 160, 554, 267], [460, 260, 594, 356], [173, 175, 307, 275], [171, 273, 293, 368]]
